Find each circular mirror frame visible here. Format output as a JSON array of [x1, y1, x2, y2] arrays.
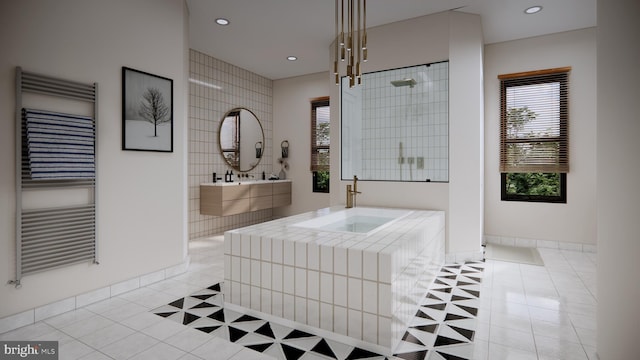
[[218, 107, 265, 172]]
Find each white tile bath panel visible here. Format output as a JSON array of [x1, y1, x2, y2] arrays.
[[283, 240, 295, 266], [272, 264, 283, 292], [295, 268, 307, 297], [378, 252, 391, 284], [362, 312, 378, 344], [320, 302, 333, 331], [261, 262, 272, 288], [232, 232, 241, 256], [308, 243, 319, 270], [283, 266, 294, 295], [334, 275, 347, 307], [272, 291, 283, 317], [320, 244, 333, 272], [261, 237, 272, 261], [260, 289, 272, 314], [250, 260, 260, 286], [295, 297, 307, 323], [240, 258, 250, 284], [224, 232, 233, 255], [250, 235, 261, 259], [308, 270, 320, 300], [378, 283, 391, 317], [362, 280, 378, 314], [320, 273, 333, 303], [240, 234, 250, 258], [334, 247, 347, 275], [295, 242, 307, 267], [250, 286, 261, 311], [272, 238, 283, 263], [334, 306, 348, 336], [240, 284, 250, 308], [348, 278, 362, 311], [231, 256, 241, 282], [348, 248, 362, 278], [283, 294, 295, 321], [347, 309, 362, 340], [362, 250, 378, 281], [307, 299, 320, 328]]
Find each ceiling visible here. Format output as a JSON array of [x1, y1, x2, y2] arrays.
[[187, 0, 596, 80]]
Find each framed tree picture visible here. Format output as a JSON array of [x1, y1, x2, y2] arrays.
[[122, 67, 173, 152]]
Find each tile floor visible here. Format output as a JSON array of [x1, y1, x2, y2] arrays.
[[0, 236, 597, 360]]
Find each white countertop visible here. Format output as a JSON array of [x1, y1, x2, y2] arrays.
[[201, 179, 292, 186]]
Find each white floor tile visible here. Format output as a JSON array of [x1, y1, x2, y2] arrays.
[[163, 327, 213, 352], [129, 342, 186, 360], [0, 236, 600, 360], [191, 337, 244, 360], [487, 342, 538, 360], [100, 332, 159, 360]]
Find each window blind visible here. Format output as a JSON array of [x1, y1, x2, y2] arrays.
[[311, 97, 330, 172], [499, 67, 570, 173]]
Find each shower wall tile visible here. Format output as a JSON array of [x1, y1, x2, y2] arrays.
[[188, 49, 274, 239], [348, 62, 449, 182]]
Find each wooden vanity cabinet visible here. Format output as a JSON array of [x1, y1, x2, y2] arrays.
[[200, 181, 291, 216]]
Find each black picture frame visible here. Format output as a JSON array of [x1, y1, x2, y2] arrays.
[[122, 67, 173, 152]]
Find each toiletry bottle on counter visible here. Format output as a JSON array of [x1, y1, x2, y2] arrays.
[[262, 171, 266, 180], [225, 171, 229, 182], [229, 170, 234, 182]]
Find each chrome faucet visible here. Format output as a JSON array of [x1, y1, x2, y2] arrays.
[[346, 175, 362, 208]]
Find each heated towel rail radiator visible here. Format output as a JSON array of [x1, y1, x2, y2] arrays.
[[11, 67, 98, 287]]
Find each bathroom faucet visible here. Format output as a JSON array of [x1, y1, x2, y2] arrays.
[[346, 175, 362, 208]]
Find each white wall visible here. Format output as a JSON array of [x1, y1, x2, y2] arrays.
[[597, 0, 640, 358], [327, 11, 484, 256], [484, 28, 597, 245], [273, 72, 332, 216], [0, 0, 187, 318]]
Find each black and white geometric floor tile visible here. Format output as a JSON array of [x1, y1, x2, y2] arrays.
[[392, 262, 484, 360], [151, 262, 484, 360]]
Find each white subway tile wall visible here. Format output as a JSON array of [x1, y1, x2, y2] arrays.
[[343, 62, 449, 182], [188, 49, 274, 239]]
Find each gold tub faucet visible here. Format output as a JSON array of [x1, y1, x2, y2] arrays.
[[346, 175, 362, 208]]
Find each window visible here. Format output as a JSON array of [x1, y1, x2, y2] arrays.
[[311, 97, 330, 193], [499, 67, 570, 203]]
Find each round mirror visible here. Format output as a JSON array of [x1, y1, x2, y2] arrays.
[[218, 107, 264, 172]]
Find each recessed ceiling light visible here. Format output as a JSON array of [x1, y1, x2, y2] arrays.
[[215, 18, 230, 25], [524, 6, 543, 14], [287, 56, 298, 61]]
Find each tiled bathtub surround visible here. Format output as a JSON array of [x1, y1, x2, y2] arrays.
[[188, 49, 274, 239], [223, 206, 445, 352]]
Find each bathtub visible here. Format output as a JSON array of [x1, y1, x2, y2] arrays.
[[223, 206, 445, 355], [290, 207, 412, 235]]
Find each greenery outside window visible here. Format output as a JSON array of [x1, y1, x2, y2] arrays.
[[499, 67, 570, 203], [311, 97, 330, 193]]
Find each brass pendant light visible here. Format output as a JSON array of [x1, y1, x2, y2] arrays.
[[334, 0, 367, 87]]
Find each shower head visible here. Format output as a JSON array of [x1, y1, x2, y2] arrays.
[[391, 78, 417, 88]]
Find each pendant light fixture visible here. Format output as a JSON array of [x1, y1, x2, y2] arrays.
[[334, 0, 367, 87]]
